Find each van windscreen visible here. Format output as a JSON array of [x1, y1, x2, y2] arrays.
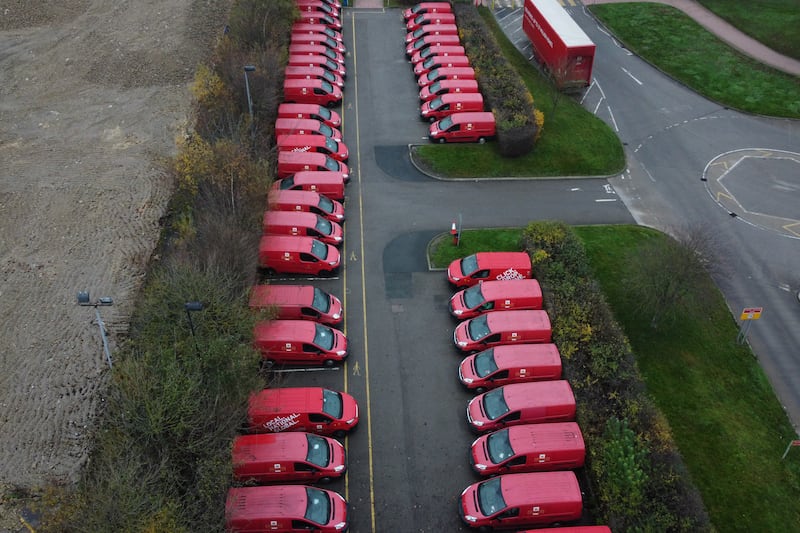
[[463, 284, 486, 309], [486, 428, 514, 464], [467, 315, 490, 342], [460, 254, 478, 275], [305, 487, 332, 525], [437, 115, 454, 131], [317, 106, 332, 121], [279, 176, 295, 190], [324, 157, 339, 172], [315, 216, 333, 236], [477, 476, 507, 517], [317, 195, 334, 214], [313, 323, 335, 350], [324, 137, 338, 152], [473, 348, 498, 378], [483, 388, 510, 421], [312, 287, 332, 313], [429, 96, 444, 111], [306, 434, 331, 467], [320, 80, 334, 94], [311, 239, 329, 259], [322, 389, 343, 418], [319, 123, 334, 137]]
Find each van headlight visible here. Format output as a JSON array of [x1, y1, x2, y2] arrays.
[[332, 312, 341, 320], [452, 308, 463, 315], [335, 522, 347, 530], [458, 341, 468, 347], [334, 464, 346, 472], [346, 418, 356, 425], [461, 377, 473, 384], [472, 419, 484, 427], [337, 350, 346, 356], [474, 463, 487, 471], [464, 515, 478, 522]]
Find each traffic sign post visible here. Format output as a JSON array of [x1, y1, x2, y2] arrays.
[[736, 306, 763, 345], [781, 439, 800, 460]]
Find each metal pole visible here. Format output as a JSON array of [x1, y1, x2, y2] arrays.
[[244, 65, 255, 123], [95, 307, 113, 368]]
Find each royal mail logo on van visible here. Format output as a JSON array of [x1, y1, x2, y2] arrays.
[[262, 413, 301, 432], [496, 268, 524, 281], [291, 146, 312, 153]]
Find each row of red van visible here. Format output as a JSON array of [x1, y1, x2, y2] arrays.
[[402, 4, 497, 143], [226, 3, 355, 533], [441, 250, 612, 531]]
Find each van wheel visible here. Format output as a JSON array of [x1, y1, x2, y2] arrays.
[[438, 138, 446, 144], [475, 386, 486, 394], [261, 359, 275, 370], [478, 137, 486, 144], [333, 430, 346, 439], [318, 476, 332, 484], [263, 267, 276, 276], [429, 117, 435, 123], [324, 359, 335, 367], [479, 527, 492, 533]]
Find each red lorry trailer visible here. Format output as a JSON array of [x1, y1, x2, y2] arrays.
[[522, 0, 595, 90]]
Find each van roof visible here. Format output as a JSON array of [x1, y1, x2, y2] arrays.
[[501, 380, 575, 409], [254, 319, 319, 342], [278, 134, 338, 148], [249, 387, 324, 414], [476, 278, 541, 300], [475, 251, 530, 266], [258, 235, 320, 254], [484, 309, 550, 332], [249, 284, 315, 308], [430, 79, 479, 89], [278, 102, 327, 114], [278, 149, 330, 162], [226, 485, 311, 521], [263, 210, 320, 228], [497, 471, 582, 507], [283, 78, 327, 89], [291, 171, 347, 184], [506, 422, 585, 453], [447, 111, 496, 124], [485, 343, 561, 366], [233, 432, 311, 464]]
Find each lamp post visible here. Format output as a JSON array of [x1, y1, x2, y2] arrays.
[[77, 291, 114, 368], [184, 301, 204, 355], [243, 65, 256, 122]]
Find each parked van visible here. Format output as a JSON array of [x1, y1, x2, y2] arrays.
[[268, 189, 345, 222], [454, 310, 551, 352], [283, 78, 342, 108], [420, 91, 484, 123], [449, 279, 542, 318], [429, 110, 495, 143], [272, 171, 347, 202], [419, 78, 479, 102], [274, 118, 342, 142], [226, 485, 348, 533], [459, 471, 582, 529], [404, 2, 453, 21], [232, 432, 346, 483], [295, 0, 340, 19], [262, 211, 343, 246], [258, 235, 340, 276], [297, 11, 342, 31], [277, 134, 349, 162], [406, 12, 456, 32], [411, 44, 466, 65], [292, 22, 344, 43], [466, 380, 576, 433], [469, 422, 585, 476], [249, 284, 343, 325], [276, 150, 349, 179], [291, 32, 346, 54], [405, 23, 459, 45], [406, 33, 461, 57], [287, 54, 346, 78], [247, 387, 359, 436], [253, 319, 348, 367], [284, 65, 344, 89], [417, 66, 475, 88], [278, 102, 342, 128], [413, 54, 470, 77], [289, 43, 345, 65], [458, 343, 562, 393], [448, 251, 533, 287]]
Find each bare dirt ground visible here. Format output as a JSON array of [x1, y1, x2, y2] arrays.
[[0, 1, 229, 528]]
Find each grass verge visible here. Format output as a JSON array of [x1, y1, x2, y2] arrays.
[[590, 4, 800, 118]]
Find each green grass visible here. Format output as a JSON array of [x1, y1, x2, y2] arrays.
[[412, 8, 624, 178], [591, 4, 800, 118], [430, 224, 800, 531], [696, 0, 800, 61]]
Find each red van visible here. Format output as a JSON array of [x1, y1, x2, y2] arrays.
[[411, 44, 466, 65], [469, 422, 585, 476], [283, 78, 342, 108], [247, 387, 359, 436], [404, 2, 453, 21], [232, 432, 346, 483], [253, 319, 348, 367], [406, 33, 461, 57], [258, 235, 340, 276], [295, 0, 340, 19], [276, 150, 349, 180], [289, 44, 345, 66], [278, 134, 349, 162], [413, 54, 470, 77], [449, 279, 542, 319], [226, 485, 348, 533], [406, 12, 456, 32], [287, 54, 346, 78], [292, 23, 344, 43], [262, 211, 343, 246], [458, 343, 562, 393], [291, 32, 346, 54], [278, 103, 341, 129], [429, 110, 495, 143], [419, 78, 479, 102], [405, 23, 459, 45], [268, 189, 345, 223], [298, 11, 342, 31], [459, 471, 582, 530], [284, 65, 345, 89], [274, 118, 342, 142], [417, 66, 475, 88], [448, 251, 532, 288], [249, 284, 343, 325], [454, 310, 551, 352], [466, 380, 576, 433], [272, 171, 347, 202], [420, 91, 484, 122]]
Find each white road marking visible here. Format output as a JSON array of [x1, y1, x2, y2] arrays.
[[621, 67, 643, 85], [607, 105, 619, 132]]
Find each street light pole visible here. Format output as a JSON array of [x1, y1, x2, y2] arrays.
[[184, 301, 204, 356], [77, 291, 114, 368], [243, 65, 256, 123]]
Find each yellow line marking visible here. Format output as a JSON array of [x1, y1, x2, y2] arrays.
[[352, 360, 361, 376], [350, 250, 358, 261], [716, 191, 733, 202], [783, 222, 800, 237]]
